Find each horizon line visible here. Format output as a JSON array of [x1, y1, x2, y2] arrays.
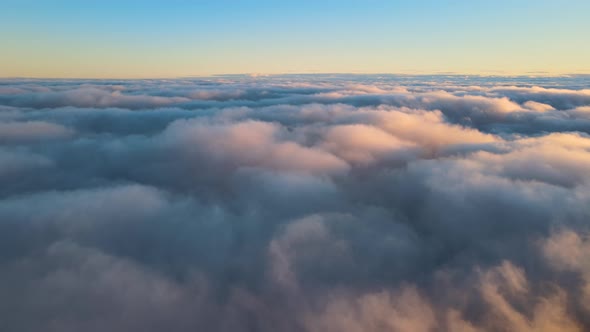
[[2, 72, 590, 81]]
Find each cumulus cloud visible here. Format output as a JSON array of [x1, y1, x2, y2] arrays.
[[0, 87, 191, 109], [523, 100, 556, 112], [490, 86, 590, 110], [1, 75, 590, 331], [0, 121, 74, 143], [319, 124, 418, 165]]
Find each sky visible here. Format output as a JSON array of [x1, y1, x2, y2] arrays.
[[1, 0, 589, 78]]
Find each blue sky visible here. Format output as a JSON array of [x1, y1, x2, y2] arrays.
[[1, 0, 589, 77]]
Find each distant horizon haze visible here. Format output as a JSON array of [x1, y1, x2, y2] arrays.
[[1, 0, 589, 78]]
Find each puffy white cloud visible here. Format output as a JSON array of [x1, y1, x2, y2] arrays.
[[523, 100, 556, 112], [160, 119, 350, 175], [319, 124, 418, 165]]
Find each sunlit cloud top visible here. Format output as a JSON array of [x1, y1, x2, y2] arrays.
[[1, 0, 589, 78]]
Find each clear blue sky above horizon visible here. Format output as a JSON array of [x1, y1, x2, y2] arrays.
[[1, 0, 589, 78]]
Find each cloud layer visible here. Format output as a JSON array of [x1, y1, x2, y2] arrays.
[[1, 74, 590, 331]]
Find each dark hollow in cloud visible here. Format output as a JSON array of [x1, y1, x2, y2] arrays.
[[1, 75, 590, 332]]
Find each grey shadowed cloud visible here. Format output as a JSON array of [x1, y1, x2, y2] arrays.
[[1, 75, 590, 332]]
